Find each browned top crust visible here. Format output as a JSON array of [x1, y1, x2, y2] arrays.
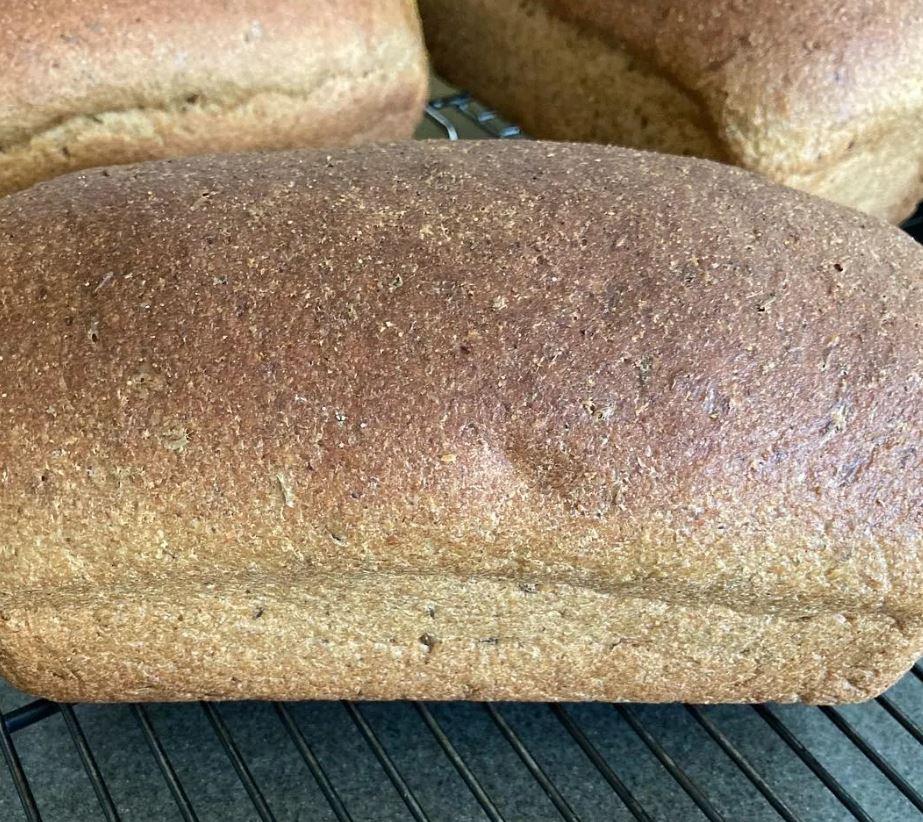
[[0, 142, 921, 628]]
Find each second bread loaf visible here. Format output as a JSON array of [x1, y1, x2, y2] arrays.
[[419, 0, 923, 222], [0, 0, 427, 195]]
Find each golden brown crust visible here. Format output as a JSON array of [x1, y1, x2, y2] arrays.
[[0, 0, 427, 194], [420, 0, 923, 221], [3, 574, 919, 704], [1, 142, 921, 703]]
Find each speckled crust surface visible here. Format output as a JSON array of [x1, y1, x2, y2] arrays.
[[0, 0, 427, 195], [419, 0, 923, 222], [0, 142, 921, 704]]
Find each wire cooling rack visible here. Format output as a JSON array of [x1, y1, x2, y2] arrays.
[[1, 92, 922, 822]]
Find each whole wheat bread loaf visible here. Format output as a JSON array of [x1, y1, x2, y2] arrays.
[[419, 0, 923, 222], [0, 0, 427, 196], [0, 142, 921, 704]]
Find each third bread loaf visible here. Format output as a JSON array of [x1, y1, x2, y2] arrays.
[[0, 142, 921, 704], [419, 0, 923, 222], [0, 0, 427, 195]]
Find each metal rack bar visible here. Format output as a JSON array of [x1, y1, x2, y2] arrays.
[[413, 702, 505, 822], [0, 708, 41, 822], [549, 704, 653, 822], [3, 701, 60, 735], [876, 695, 923, 745], [820, 707, 923, 813], [615, 706, 725, 822], [454, 98, 522, 138], [423, 105, 459, 141], [200, 703, 275, 822], [483, 703, 580, 822], [458, 107, 522, 139], [342, 701, 431, 822], [752, 706, 872, 822], [132, 705, 198, 822], [273, 703, 353, 822], [685, 706, 801, 822], [912, 664, 923, 684], [427, 93, 523, 139], [59, 705, 121, 822]]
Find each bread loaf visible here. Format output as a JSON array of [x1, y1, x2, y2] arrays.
[[0, 0, 427, 195], [419, 0, 923, 222], [0, 142, 921, 704]]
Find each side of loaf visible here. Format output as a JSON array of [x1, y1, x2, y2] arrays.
[[0, 142, 921, 704], [418, 0, 923, 222], [0, 0, 427, 195]]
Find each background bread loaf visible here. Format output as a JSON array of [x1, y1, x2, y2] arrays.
[[0, 142, 921, 704], [0, 0, 427, 195], [419, 0, 923, 222]]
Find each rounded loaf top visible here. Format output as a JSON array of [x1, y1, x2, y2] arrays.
[[0, 140, 921, 619]]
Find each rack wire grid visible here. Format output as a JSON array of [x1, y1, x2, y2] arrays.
[[1, 89, 922, 822]]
